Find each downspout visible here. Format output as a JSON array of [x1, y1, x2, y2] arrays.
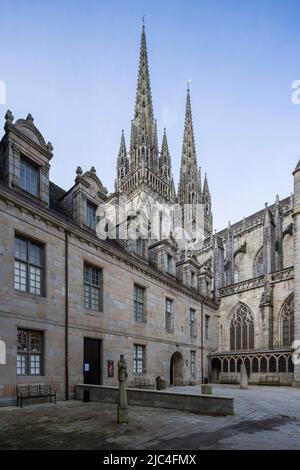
[[65, 230, 69, 400], [201, 300, 204, 384]]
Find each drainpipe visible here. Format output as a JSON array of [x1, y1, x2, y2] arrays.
[[65, 230, 69, 400], [201, 300, 204, 384]]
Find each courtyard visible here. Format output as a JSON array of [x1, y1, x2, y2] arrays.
[[1, 384, 300, 450]]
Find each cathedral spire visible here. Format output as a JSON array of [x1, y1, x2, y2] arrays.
[[116, 26, 174, 203], [181, 86, 197, 167], [115, 130, 129, 190], [178, 86, 201, 205], [134, 24, 154, 122]]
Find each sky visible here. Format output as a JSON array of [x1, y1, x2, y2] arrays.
[[1, 0, 300, 231]]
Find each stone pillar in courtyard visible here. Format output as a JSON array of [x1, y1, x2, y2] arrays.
[[293, 161, 300, 386], [240, 363, 248, 389], [117, 355, 129, 423]]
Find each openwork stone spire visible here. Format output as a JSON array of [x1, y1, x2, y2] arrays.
[[115, 26, 175, 204], [134, 25, 154, 122], [178, 87, 201, 205]]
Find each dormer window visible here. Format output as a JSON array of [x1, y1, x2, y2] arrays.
[[136, 238, 144, 257], [87, 201, 97, 229], [191, 271, 196, 289], [20, 156, 39, 197]]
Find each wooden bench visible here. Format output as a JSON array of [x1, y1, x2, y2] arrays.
[[16, 384, 56, 408], [219, 375, 238, 384], [133, 377, 155, 390], [259, 376, 280, 386]]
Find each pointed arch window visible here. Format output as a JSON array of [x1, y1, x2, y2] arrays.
[[281, 295, 294, 347], [254, 247, 264, 277], [230, 304, 254, 351]]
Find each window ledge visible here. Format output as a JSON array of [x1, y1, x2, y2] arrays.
[[14, 289, 45, 300]]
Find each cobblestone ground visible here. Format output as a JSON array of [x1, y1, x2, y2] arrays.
[[1, 385, 300, 450]]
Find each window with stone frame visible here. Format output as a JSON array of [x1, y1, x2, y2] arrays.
[[165, 298, 173, 332], [86, 201, 97, 230], [133, 344, 145, 374], [190, 308, 197, 337], [17, 329, 44, 376], [14, 235, 44, 296], [20, 156, 39, 197], [84, 263, 103, 311], [230, 304, 254, 351], [190, 350, 196, 378], [281, 295, 294, 347], [134, 285, 145, 322], [205, 315, 210, 339]]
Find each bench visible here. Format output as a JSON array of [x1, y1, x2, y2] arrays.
[[219, 375, 238, 384], [16, 384, 56, 408], [133, 377, 155, 390], [259, 376, 280, 386]]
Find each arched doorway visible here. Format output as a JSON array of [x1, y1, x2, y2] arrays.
[[170, 351, 184, 385]]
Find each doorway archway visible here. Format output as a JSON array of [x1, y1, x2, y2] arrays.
[[170, 351, 184, 385]]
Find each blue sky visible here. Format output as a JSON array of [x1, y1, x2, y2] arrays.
[[1, 0, 300, 230]]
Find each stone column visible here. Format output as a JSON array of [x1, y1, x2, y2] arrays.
[[293, 161, 300, 386], [213, 235, 224, 299], [117, 355, 129, 424]]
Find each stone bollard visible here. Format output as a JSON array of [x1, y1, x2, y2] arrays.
[[201, 384, 213, 395], [240, 364, 248, 389], [117, 355, 129, 424]]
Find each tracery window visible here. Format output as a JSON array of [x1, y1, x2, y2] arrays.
[[254, 247, 264, 277], [230, 304, 254, 351], [281, 295, 294, 347]]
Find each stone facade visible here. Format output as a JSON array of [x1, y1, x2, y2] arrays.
[[0, 25, 298, 404], [199, 195, 296, 385]]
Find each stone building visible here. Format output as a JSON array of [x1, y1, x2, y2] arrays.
[[0, 25, 299, 404], [0, 26, 217, 404], [198, 196, 296, 385]]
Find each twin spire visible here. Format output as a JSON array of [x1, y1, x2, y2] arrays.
[[115, 25, 212, 235]]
